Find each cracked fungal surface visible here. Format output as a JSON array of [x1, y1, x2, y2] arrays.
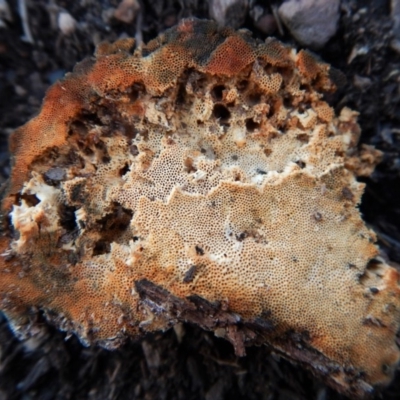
[[0, 18, 399, 398]]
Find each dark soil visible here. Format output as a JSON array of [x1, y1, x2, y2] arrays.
[[0, 1, 399, 399]]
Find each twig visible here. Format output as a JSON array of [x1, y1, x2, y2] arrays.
[[18, 0, 34, 44], [271, 5, 284, 37]]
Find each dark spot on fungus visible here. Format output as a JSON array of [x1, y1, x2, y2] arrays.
[[19, 193, 40, 207], [59, 204, 78, 232], [264, 148, 272, 157], [313, 212, 322, 221], [245, 118, 260, 132], [130, 144, 139, 156], [119, 163, 130, 176], [70, 183, 85, 203], [93, 240, 111, 256], [184, 157, 197, 173], [211, 85, 225, 101], [295, 160, 306, 169], [236, 232, 247, 241], [296, 133, 309, 143], [195, 245, 204, 256], [183, 265, 197, 283], [247, 92, 261, 106], [342, 187, 354, 200]]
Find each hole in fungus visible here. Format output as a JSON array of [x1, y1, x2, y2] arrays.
[[277, 66, 293, 82], [139, 129, 149, 142], [266, 106, 274, 118], [283, 97, 292, 108], [176, 83, 186, 105], [65, 149, 85, 169], [102, 155, 111, 164], [92, 204, 133, 255], [82, 112, 104, 128], [130, 144, 139, 156], [183, 265, 197, 283], [69, 182, 86, 204], [78, 141, 94, 156], [19, 193, 40, 207], [93, 240, 111, 256], [211, 85, 225, 101], [68, 120, 88, 136], [184, 157, 197, 173], [295, 160, 306, 169], [236, 232, 247, 241], [365, 259, 385, 274], [97, 203, 133, 234], [59, 204, 78, 232], [245, 118, 260, 132], [188, 72, 208, 92], [335, 150, 345, 157], [256, 169, 267, 175], [67, 252, 80, 265], [264, 148, 272, 157], [234, 173, 241, 181], [195, 245, 204, 256], [212, 104, 231, 123], [382, 364, 391, 375], [120, 124, 138, 141], [247, 92, 261, 106], [129, 82, 145, 102], [237, 80, 249, 92], [231, 155, 238, 161], [93, 139, 105, 150], [128, 89, 139, 103], [197, 120, 204, 126], [358, 259, 386, 286], [119, 163, 130, 176], [296, 133, 309, 143], [299, 83, 308, 91]]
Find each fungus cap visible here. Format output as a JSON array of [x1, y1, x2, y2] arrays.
[[0, 18, 399, 399]]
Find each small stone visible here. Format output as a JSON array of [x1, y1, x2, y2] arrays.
[[14, 85, 27, 97], [249, 5, 264, 22], [391, 0, 400, 53], [58, 11, 77, 36], [114, 0, 140, 24], [102, 8, 116, 25], [254, 12, 277, 35], [353, 75, 372, 91], [0, 0, 12, 25], [209, 0, 248, 28], [278, 0, 340, 49], [43, 168, 66, 186]]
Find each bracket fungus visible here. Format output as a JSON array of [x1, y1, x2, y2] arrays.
[[0, 18, 399, 398]]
